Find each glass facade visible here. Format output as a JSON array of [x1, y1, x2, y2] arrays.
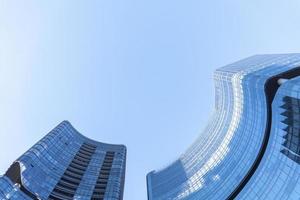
[[0, 121, 126, 200], [147, 54, 300, 200]]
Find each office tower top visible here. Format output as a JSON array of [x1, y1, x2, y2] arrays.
[[147, 54, 300, 200], [0, 121, 126, 200]]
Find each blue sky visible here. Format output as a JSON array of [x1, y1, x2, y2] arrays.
[[1, 1, 300, 199]]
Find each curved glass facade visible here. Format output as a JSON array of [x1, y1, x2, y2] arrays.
[[0, 121, 126, 200], [147, 54, 300, 200]]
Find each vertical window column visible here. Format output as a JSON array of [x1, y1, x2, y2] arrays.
[[48, 143, 96, 200], [91, 151, 115, 200]]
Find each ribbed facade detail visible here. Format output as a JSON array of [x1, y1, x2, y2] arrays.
[[49, 143, 96, 199], [280, 96, 300, 164], [91, 151, 115, 200]]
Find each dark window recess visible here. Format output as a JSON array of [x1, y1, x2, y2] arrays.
[[91, 151, 115, 199], [48, 143, 96, 200], [5, 162, 39, 200], [281, 96, 300, 164]]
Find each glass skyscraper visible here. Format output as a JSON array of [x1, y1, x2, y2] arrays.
[[0, 121, 126, 200], [147, 54, 300, 200]]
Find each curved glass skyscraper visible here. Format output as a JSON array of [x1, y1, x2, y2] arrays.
[[147, 54, 300, 200], [0, 121, 126, 200]]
